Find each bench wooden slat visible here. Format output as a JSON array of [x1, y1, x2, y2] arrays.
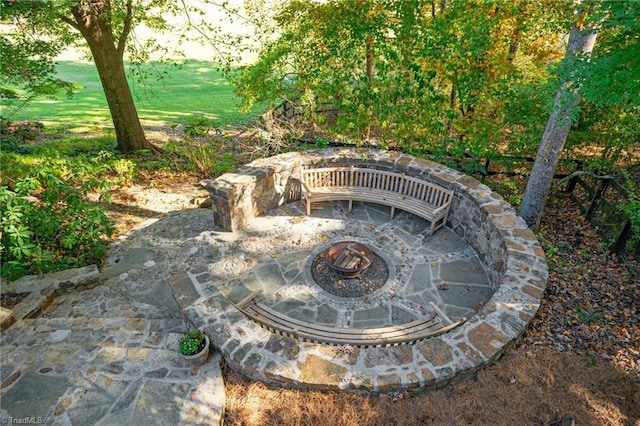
[[235, 291, 466, 348], [253, 302, 443, 337], [246, 305, 446, 346], [301, 166, 453, 235]]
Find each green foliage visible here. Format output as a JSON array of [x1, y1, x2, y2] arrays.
[[185, 117, 214, 138], [0, 33, 77, 119], [314, 136, 329, 148], [0, 160, 114, 281], [178, 138, 238, 177], [96, 150, 137, 186], [237, 0, 637, 184], [214, 153, 237, 175], [576, 1, 640, 111], [234, 0, 571, 158], [555, 2, 640, 171], [0, 135, 121, 187], [178, 329, 207, 355]]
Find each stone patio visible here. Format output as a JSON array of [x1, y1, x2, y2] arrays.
[[193, 148, 548, 391], [0, 148, 548, 423]]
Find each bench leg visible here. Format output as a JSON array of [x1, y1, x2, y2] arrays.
[[390, 206, 395, 219], [429, 302, 454, 326], [430, 216, 444, 235], [348, 199, 353, 212], [306, 199, 311, 216]]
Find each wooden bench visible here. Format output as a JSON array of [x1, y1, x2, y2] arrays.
[[234, 290, 466, 348], [300, 166, 454, 235]]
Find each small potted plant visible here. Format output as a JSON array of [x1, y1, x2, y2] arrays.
[[178, 329, 210, 365]]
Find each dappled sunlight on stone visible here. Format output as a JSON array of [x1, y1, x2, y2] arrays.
[[190, 149, 547, 392]]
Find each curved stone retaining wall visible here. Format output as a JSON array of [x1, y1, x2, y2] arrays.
[[201, 148, 548, 391]]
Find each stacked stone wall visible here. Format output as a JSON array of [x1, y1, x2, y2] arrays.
[[201, 148, 548, 391], [204, 148, 522, 288]]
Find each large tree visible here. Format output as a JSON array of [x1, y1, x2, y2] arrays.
[[1, 0, 162, 152], [519, 2, 640, 229], [1, 0, 243, 153], [65, 1, 150, 152], [518, 15, 598, 229]]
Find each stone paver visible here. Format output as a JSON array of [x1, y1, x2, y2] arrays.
[[1, 148, 548, 421], [1, 212, 225, 425], [199, 148, 547, 391]]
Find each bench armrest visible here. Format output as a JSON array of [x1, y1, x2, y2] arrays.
[[432, 202, 450, 218], [300, 181, 312, 197], [234, 289, 263, 309]]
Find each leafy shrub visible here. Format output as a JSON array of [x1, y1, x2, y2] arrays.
[[314, 136, 329, 148], [0, 161, 114, 281], [184, 118, 213, 138], [213, 153, 237, 175], [178, 137, 238, 177], [97, 150, 136, 186]]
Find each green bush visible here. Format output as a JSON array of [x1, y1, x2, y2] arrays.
[[0, 161, 114, 281], [184, 118, 213, 138], [213, 153, 237, 175]]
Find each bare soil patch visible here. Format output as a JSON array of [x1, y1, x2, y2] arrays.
[[0, 293, 27, 309]]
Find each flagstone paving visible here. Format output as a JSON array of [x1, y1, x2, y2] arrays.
[[1, 210, 225, 425], [1, 192, 543, 423]]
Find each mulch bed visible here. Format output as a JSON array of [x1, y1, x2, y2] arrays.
[[515, 192, 640, 379]]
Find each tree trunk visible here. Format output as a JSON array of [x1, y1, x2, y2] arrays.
[[90, 41, 150, 153], [440, 0, 448, 14], [67, 1, 153, 154], [518, 22, 597, 230], [365, 35, 375, 88]]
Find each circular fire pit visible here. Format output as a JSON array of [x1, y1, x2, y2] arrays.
[[310, 241, 390, 298], [324, 241, 373, 278]]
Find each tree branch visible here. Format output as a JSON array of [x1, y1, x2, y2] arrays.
[[179, 0, 225, 59], [205, 0, 256, 26], [117, 0, 133, 57], [59, 14, 80, 31]]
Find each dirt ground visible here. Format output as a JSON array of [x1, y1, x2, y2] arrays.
[[102, 157, 639, 426]]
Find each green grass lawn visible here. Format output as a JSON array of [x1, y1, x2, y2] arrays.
[[1, 59, 268, 187], [10, 60, 262, 131]]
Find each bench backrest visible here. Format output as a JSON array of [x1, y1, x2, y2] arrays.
[[301, 166, 453, 207], [301, 166, 355, 188]]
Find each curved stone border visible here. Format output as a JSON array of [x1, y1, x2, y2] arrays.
[[197, 148, 547, 392]]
